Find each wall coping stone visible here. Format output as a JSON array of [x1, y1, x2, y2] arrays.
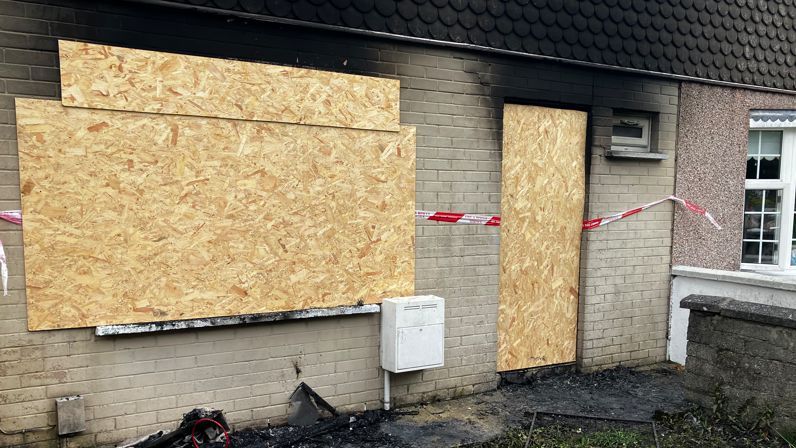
[[680, 294, 796, 329], [672, 265, 796, 292]]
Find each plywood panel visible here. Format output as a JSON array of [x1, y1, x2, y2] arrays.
[[59, 40, 400, 132], [16, 99, 415, 330], [496, 104, 587, 372]]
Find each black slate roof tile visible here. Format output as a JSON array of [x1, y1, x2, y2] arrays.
[[354, 0, 374, 12], [148, 0, 796, 91], [488, 29, 504, 47], [374, 0, 395, 15], [505, 32, 521, 50], [450, 0, 467, 11], [364, 10, 386, 30], [514, 19, 530, 36], [459, 8, 476, 28], [240, 0, 265, 12], [496, 15, 512, 33], [265, 0, 289, 15]]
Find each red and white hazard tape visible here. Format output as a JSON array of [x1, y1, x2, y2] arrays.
[[0, 240, 7, 296], [581, 195, 720, 230], [415, 210, 501, 226], [0, 210, 21, 297], [0, 210, 21, 225], [0, 198, 719, 298], [416, 195, 721, 230]]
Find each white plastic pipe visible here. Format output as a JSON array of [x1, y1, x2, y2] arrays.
[[383, 369, 390, 411]]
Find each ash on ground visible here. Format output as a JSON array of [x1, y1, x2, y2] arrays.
[[227, 364, 685, 448]]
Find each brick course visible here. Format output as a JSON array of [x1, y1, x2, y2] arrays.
[[0, 1, 677, 446]]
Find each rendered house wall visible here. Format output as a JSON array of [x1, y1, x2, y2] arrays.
[[673, 82, 796, 271], [669, 83, 796, 367], [0, 1, 676, 446]]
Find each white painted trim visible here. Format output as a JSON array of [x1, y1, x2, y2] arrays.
[[743, 127, 796, 269], [95, 304, 381, 336], [749, 120, 796, 128], [672, 265, 796, 292], [611, 114, 651, 151], [784, 131, 796, 267]]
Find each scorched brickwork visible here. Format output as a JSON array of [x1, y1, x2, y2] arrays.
[[0, 1, 676, 446]]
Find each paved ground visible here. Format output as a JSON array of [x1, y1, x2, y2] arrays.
[[232, 363, 688, 447]]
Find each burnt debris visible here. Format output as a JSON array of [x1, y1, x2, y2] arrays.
[[124, 408, 230, 448]]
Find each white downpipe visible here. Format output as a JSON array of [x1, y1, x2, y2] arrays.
[[383, 369, 391, 411]]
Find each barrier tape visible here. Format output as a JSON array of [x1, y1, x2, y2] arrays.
[[0, 211, 18, 297], [415, 210, 501, 226], [0, 210, 21, 225], [582, 195, 721, 230], [417, 195, 722, 230], [0, 240, 7, 296], [0, 198, 718, 299]]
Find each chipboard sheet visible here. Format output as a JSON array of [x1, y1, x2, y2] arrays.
[[496, 104, 587, 372], [16, 99, 415, 330], [59, 40, 400, 132]]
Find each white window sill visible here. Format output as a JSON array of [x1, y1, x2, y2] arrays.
[[746, 269, 796, 277], [605, 149, 668, 160], [672, 265, 796, 293]]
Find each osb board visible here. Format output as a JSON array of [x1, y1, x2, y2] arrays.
[[16, 99, 415, 330], [58, 40, 400, 132], [496, 104, 587, 372]]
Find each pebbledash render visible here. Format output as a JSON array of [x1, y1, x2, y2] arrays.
[[0, 0, 793, 446]]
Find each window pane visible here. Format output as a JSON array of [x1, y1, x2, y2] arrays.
[[743, 189, 783, 266], [762, 213, 780, 240], [760, 131, 782, 155], [613, 125, 643, 138], [743, 214, 762, 239], [746, 157, 758, 179], [764, 189, 782, 212], [744, 190, 764, 212], [761, 242, 779, 264], [742, 241, 759, 264], [748, 130, 760, 155], [758, 156, 781, 179], [746, 131, 783, 180]]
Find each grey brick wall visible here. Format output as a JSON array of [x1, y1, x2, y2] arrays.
[[0, 1, 677, 446]]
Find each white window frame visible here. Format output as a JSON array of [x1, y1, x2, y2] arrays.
[[741, 127, 796, 271], [611, 114, 651, 152]]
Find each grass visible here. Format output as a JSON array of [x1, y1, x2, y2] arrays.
[[654, 408, 792, 448], [464, 407, 792, 448], [581, 429, 645, 447], [464, 422, 653, 448], [469, 428, 526, 448], [777, 431, 796, 447]]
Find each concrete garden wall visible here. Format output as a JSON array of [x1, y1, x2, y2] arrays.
[[682, 295, 796, 430], [668, 266, 796, 364]]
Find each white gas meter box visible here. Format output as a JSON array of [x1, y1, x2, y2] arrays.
[[380, 295, 445, 373]]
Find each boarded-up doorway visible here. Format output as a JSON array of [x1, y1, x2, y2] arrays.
[[496, 104, 587, 372]]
